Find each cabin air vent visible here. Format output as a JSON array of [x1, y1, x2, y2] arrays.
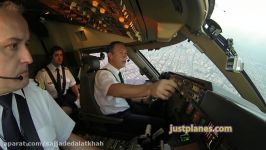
[[75, 30, 87, 41]]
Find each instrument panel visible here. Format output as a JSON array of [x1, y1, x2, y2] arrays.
[[185, 102, 223, 149], [160, 72, 231, 150], [160, 72, 212, 104]]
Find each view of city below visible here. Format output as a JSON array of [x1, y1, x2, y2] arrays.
[[141, 41, 240, 96], [96, 41, 265, 103]]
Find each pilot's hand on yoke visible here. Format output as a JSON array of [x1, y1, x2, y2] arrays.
[[149, 79, 177, 100]]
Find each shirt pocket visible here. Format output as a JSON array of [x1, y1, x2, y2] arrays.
[[37, 126, 59, 149]]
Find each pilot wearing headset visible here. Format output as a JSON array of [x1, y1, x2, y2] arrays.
[[0, 1, 98, 149]]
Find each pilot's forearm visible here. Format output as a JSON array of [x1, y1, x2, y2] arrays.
[[70, 85, 80, 99], [107, 79, 176, 100], [107, 83, 151, 99]]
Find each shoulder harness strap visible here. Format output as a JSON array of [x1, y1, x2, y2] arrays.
[[44, 66, 57, 89], [44, 67, 62, 96], [61, 66, 66, 95], [44, 66, 67, 96], [98, 68, 119, 82]]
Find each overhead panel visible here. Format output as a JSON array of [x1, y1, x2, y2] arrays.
[[39, 0, 143, 41]]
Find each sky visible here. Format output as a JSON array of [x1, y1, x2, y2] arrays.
[[211, 0, 266, 100], [212, 0, 266, 59]]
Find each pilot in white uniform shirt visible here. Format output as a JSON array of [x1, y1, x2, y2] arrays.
[[0, 80, 75, 149], [94, 63, 130, 115], [35, 63, 76, 99]]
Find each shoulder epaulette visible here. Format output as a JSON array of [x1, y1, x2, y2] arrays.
[[34, 78, 46, 90], [40, 68, 46, 72], [64, 67, 69, 70]]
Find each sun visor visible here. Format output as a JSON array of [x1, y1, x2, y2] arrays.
[[157, 22, 184, 42]]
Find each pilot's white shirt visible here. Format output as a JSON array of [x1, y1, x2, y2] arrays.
[[0, 80, 75, 150], [35, 63, 76, 98], [94, 63, 130, 115]]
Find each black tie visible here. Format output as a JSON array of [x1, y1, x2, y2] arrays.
[[0, 93, 24, 149], [15, 93, 43, 150], [56, 68, 62, 94], [118, 72, 124, 83]]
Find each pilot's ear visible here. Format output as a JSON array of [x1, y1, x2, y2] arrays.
[[107, 51, 112, 60]]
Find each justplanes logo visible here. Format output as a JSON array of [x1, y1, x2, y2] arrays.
[[169, 124, 233, 134]]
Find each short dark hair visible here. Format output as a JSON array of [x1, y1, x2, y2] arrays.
[[107, 41, 124, 53], [50, 45, 64, 56], [0, 1, 23, 13]]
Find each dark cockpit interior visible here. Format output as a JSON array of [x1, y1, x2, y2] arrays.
[[8, 0, 266, 149]]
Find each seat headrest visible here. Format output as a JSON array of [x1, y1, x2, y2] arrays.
[[82, 56, 100, 72]]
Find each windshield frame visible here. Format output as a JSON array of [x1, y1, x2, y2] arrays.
[[132, 26, 266, 112], [202, 18, 266, 108], [180, 26, 266, 112]]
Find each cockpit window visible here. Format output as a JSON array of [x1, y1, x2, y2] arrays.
[[211, 0, 266, 101], [140, 41, 240, 97]]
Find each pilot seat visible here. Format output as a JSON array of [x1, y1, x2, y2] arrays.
[[79, 55, 135, 138], [79, 55, 168, 140]]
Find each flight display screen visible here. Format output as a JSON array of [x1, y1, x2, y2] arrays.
[[185, 102, 222, 149]]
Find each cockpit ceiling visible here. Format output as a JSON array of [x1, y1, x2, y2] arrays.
[[39, 0, 142, 41], [22, 0, 209, 45]]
